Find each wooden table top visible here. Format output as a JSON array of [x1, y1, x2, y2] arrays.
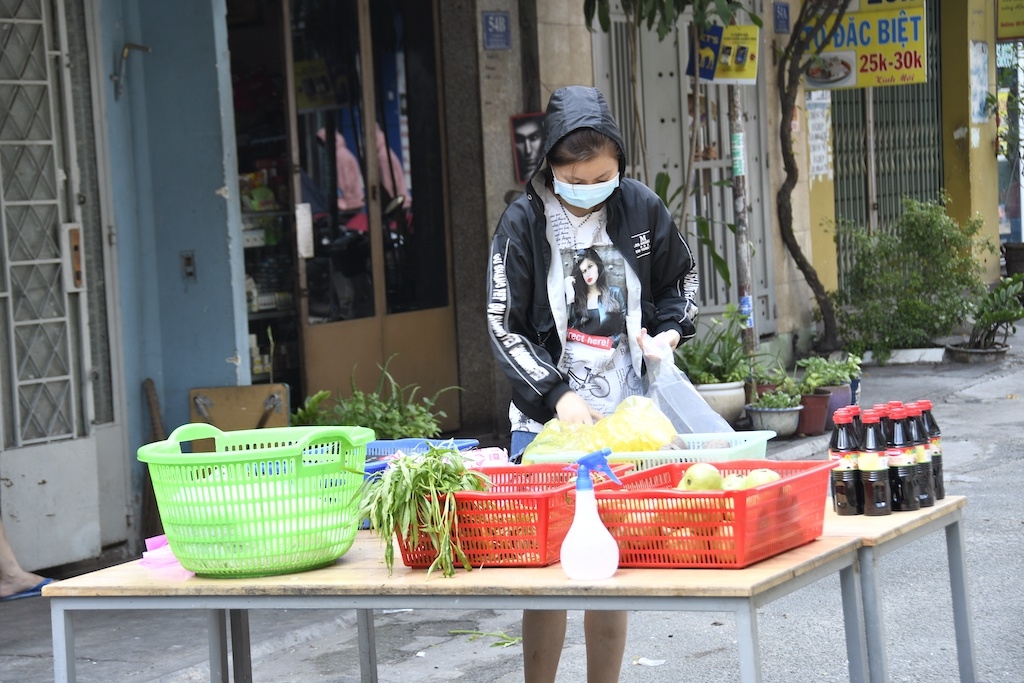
[[44, 534, 860, 601], [822, 495, 966, 546]]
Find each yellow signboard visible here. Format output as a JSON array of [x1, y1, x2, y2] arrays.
[[998, 0, 1024, 41], [713, 26, 760, 85], [804, 6, 927, 90]]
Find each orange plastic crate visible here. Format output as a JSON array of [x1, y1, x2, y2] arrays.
[[397, 463, 631, 569], [595, 460, 835, 569]]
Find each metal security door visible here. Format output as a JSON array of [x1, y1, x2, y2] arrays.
[[833, 0, 943, 280], [592, 3, 776, 336], [0, 0, 101, 567]]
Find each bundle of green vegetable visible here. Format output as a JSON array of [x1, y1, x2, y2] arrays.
[[358, 445, 491, 578]]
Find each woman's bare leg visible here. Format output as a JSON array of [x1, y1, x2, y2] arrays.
[[522, 609, 567, 683], [584, 610, 628, 683], [0, 519, 47, 598]]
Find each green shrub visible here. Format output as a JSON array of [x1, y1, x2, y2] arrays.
[[829, 196, 991, 360], [291, 356, 459, 439]]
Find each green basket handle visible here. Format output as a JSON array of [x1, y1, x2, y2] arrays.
[[165, 422, 225, 448]]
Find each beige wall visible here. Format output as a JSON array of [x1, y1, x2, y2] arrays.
[[536, 2, 594, 102]]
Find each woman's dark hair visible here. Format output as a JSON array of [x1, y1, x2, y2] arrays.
[[547, 128, 623, 169], [571, 248, 619, 322]]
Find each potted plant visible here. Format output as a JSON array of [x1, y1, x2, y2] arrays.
[[796, 355, 859, 429], [291, 355, 459, 438], [945, 274, 1024, 362], [674, 303, 751, 425], [794, 368, 832, 437], [744, 384, 803, 438]]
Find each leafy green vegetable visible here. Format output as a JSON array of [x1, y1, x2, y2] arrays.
[[358, 445, 490, 578]]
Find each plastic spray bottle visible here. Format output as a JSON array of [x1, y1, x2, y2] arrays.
[[560, 448, 622, 580]]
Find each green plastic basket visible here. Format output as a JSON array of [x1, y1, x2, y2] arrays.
[[138, 423, 374, 578]]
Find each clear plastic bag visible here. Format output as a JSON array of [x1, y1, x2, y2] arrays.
[[643, 336, 734, 434]]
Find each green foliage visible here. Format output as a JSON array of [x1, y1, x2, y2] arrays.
[[449, 629, 523, 648], [795, 355, 860, 393], [749, 388, 801, 409], [967, 274, 1024, 349], [829, 196, 991, 360], [674, 303, 750, 384], [290, 356, 459, 439], [358, 445, 490, 578]]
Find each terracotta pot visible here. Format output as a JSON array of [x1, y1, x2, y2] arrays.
[[745, 404, 803, 438], [797, 389, 832, 436], [821, 383, 853, 430]]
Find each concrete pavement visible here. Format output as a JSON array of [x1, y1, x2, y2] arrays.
[[2, 328, 1022, 682]]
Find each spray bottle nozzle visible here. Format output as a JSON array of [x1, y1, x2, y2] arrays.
[[575, 448, 621, 491]]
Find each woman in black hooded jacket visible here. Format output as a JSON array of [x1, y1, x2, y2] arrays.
[[487, 86, 699, 682]]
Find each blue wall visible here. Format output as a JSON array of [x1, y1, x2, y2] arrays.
[[99, 0, 247, 485]]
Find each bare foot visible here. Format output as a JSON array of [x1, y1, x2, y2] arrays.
[[0, 569, 48, 599]]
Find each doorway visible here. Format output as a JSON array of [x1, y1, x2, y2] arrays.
[[229, 0, 460, 428]]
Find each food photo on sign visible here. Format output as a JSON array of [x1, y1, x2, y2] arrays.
[[805, 51, 856, 89]]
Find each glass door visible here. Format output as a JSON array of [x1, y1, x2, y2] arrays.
[[285, 0, 459, 428]]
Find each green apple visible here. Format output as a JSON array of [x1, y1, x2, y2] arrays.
[[741, 468, 781, 489], [678, 462, 723, 491], [722, 473, 745, 490]]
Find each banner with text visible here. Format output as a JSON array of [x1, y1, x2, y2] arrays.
[[803, 6, 927, 90], [998, 0, 1024, 41]]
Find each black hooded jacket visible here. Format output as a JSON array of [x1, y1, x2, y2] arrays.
[[487, 86, 699, 425]]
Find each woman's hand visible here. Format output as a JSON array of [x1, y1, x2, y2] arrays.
[[555, 391, 604, 425], [637, 328, 680, 360]]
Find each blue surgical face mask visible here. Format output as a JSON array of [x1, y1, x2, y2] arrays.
[[553, 173, 620, 210]]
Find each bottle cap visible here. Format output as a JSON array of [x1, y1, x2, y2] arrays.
[[887, 400, 904, 410], [916, 399, 933, 410], [872, 403, 889, 416], [833, 409, 853, 424], [889, 406, 907, 420], [905, 403, 922, 417], [862, 409, 880, 423], [847, 404, 861, 417]]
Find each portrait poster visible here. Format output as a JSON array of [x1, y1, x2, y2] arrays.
[[511, 112, 546, 184]]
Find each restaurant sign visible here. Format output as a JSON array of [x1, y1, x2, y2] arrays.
[[803, 5, 927, 90]]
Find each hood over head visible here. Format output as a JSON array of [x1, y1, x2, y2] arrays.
[[541, 86, 627, 175]]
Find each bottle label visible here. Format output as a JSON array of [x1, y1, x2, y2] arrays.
[[887, 446, 914, 467], [929, 436, 943, 458], [829, 448, 859, 470], [913, 443, 930, 464], [858, 450, 888, 471]]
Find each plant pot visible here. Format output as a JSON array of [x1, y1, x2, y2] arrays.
[[797, 389, 832, 436], [745, 404, 803, 438], [694, 380, 747, 426], [944, 342, 1011, 363], [821, 383, 853, 430]]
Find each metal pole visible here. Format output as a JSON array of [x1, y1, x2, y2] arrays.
[[728, 84, 756, 357]]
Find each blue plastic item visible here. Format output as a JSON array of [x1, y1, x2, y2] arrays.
[[365, 438, 479, 464]]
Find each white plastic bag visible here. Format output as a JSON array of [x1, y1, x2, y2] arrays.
[[642, 334, 734, 434]]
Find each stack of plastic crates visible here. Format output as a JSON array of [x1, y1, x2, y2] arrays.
[[396, 463, 634, 569], [138, 423, 374, 577]]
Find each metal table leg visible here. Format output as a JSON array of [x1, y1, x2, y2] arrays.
[[735, 601, 763, 683], [50, 600, 76, 683], [209, 610, 229, 683], [945, 520, 978, 683], [229, 609, 253, 683], [858, 546, 888, 683], [839, 562, 868, 683], [356, 608, 379, 683]]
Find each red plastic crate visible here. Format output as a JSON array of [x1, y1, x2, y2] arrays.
[[594, 460, 835, 569], [396, 463, 632, 569]]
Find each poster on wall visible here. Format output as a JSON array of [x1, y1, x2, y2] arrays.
[[998, 0, 1024, 41], [806, 90, 833, 183], [511, 113, 546, 184], [970, 41, 990, 125], [714, 25, 760, 85], [803, 4, 927, 90]]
